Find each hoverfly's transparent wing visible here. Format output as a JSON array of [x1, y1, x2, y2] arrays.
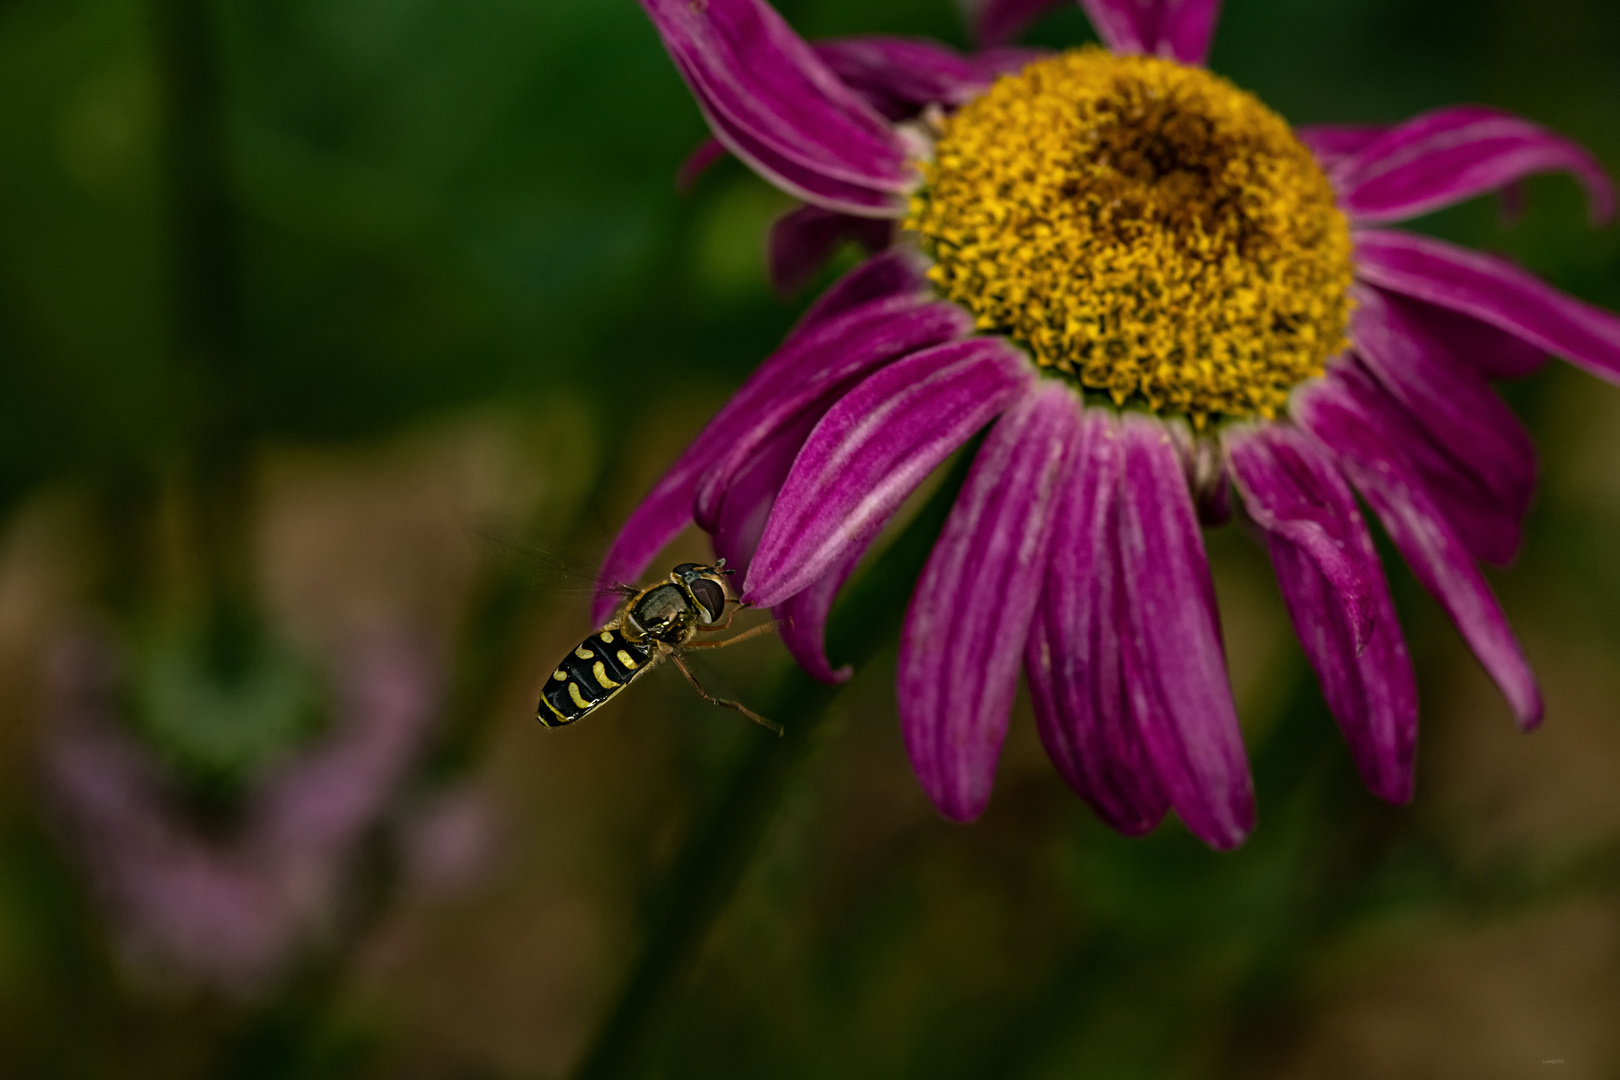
[[661, 615, 786, 733], [471, 518, 638, 602], [652, 645, 778, 733]]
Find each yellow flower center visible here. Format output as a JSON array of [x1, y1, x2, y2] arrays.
[[906, 48, 1354, 424]]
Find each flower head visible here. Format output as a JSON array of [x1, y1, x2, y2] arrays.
[[912, 48, 1354, 422], [603, 0, 1620, 847]]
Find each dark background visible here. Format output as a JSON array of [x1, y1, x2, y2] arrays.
[[2, 0, 1619, 1076]]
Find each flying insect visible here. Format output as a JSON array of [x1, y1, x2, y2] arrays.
[[537, 560, 782, 735]]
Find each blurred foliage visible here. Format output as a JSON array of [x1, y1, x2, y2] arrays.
[[2, 0, 1620, 1078]]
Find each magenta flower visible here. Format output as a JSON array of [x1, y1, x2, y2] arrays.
[[599, 0, 1620, 847]]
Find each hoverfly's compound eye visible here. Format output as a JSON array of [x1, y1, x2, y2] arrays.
[[689, 577, 727, 624], [672, 562, 702, 575]]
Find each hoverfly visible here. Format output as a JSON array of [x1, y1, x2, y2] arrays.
[[537, 559, 783, 735]]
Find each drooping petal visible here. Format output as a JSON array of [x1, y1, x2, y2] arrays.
[[674, 36, 1039, 187], [1335, 360, 1526, 566], [745, 339, 1037, 608], [899, 381, 1078, 821], [1078, 1, 1222, 65], [676, 136, 728, 192], [1349, 287, 1536, 562], [973, 46, 1048, 78], [595, 444, 725, 625], [767, 205, 893, 296], [681, 80, 912, 217], [711, 403, 867, 685], [1226, 425, 1418, 803], [710, 405, 826, 576], [776, 544, 866, 684], [814, 36, 998, 119], [1116, 414, 1254, 849], [972, 0, 1069, 48], [1353, 229, 1620, 386], [1226, 425, 1374, 651], [1296, 375, 1543, 729], [1336, 106, 1615, 225], [1349, 291, 1537, 496], [693, 300, 977, 531], [1374, 289, 1548, 381], [1153, 0, 1223, 66], [793, 247, 932, 334], [594, 263, 933, 620], [1297, 124, 1387, 173], [1026, 409, 1169, 834], [640, 0, 915, 215], [1076, 0, 1152, 54]]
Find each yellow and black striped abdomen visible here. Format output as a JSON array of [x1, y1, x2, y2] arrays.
[[538, 629, 653, 727]]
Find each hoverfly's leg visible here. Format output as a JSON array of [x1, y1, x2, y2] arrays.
[[683, 622, 782, 648], [697, 608, 740, 634], [666, 650, 784, 736]]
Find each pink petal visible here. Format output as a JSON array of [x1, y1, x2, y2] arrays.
[[1117, 414, 1254, 849], [1077, 0, 1153, 54], [971, 0, 1069, 48], [1226, 425, 1375, 652], [814, 35, 999, 118], [1348, 287, 1537, 562], [692, 299, 976, 531], [1335, 358, 1527, 566], [1227, 424, 1418, 803], [1026, 409, 1169, 834], [1371, 289, 1548, 381], [1354, 229, 1620, 386], [1337, 106, 1615, 225], [640, 0, 914, 214], [791, 247, 932, 335], [767, 205, 893, 296], [745, 338, 1036, 608], [676, 137, 727, 192], [594, 266, 935, 621], [1079, 1, 1222, 65], [1298, 123, 1388, 173], [776, 544, 865, 684], [1152, 0, 1223, 66], [899, 381, 1079, 821], [1296, 375, 1543, 729]]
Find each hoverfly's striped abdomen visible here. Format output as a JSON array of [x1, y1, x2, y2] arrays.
[[538, 630, 653, 727]]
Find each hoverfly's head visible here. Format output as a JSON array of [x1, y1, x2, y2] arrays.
[[672, 561, 736, 625]]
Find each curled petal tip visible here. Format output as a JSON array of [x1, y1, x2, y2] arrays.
[[1338, 106, 1615, 226], [933, 792, 989, 824], [1517, 689, 1546, 732], [1371, 773, 1416, 806], [1190, 802, 1254, 851]]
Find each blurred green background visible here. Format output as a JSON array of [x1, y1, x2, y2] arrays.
[[2, 0, 1620, 1077]]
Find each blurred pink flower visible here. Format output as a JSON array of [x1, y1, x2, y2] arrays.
[[41, 632, 441, 992]]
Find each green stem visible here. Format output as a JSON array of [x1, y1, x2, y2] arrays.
[[570, 446, 979, 1080], [149, 0, 257, 673]]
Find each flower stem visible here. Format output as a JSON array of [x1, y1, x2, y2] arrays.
[[569, 446, 978, 1080], [149, 0, 258, 675]]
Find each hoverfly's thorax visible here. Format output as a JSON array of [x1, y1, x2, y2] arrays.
[[628, 583, 698, 646]]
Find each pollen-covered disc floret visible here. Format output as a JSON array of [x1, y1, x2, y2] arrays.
[[907, 48, 1354, 423]]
